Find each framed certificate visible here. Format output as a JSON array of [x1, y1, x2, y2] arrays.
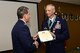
[[38, 30, 55, 42]]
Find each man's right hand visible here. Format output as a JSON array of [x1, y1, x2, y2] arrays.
[[33, 41, 39, 48], [32, 34, 38, 41]]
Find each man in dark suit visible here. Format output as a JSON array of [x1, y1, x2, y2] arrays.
[[42, 4, 69, 53], [11, 6, 39, 53]]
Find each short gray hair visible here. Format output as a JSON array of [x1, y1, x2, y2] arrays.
[[17, 6, 29, 19]]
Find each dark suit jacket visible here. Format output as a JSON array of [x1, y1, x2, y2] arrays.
[[11, 20, 36, 53], [42, 16, 69, 53]]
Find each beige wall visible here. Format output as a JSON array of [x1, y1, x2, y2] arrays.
[[0, 1, 38, 51]]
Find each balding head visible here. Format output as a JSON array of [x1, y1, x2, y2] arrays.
[[45, 4, 55, 10], [45, 4, 56, 18]]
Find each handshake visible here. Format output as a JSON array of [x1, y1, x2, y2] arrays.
[[32, 34, 39, 48]]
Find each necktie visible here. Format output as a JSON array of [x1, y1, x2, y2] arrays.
[[49, 20, 52, 27]]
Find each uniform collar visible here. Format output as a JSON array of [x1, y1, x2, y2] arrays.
[[20, 19, 27, 25], [49, 15, 56, 22]]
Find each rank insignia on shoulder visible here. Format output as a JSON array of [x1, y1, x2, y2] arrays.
[[44, 27, 48, 30]]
